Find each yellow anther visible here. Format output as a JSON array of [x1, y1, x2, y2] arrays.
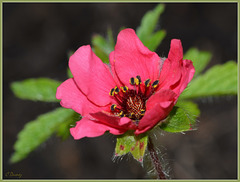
[[135, 78, 139, 85], [109, 88, 115, 96], [129, 77, 135, 85], [114, 86, 120, 94], [136, 75, 142, 84], [129, 113, 134, 118], [144, 79, 151, 87], [152, 80, 159, 88], [140, 109, 145, 115], [119, 111, 125, 117], [110, 104, 117, 111], [121, 86, 128, 93]]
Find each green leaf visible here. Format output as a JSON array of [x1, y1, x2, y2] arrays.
[[67, 68, 73, 78], [11, 78, 61, 102], [184, 48, 212, 77], [92, 30, 115, 63], [67, 51, 74, 78], [115, 133, 148, 163], [92, 45, 109, 63], [56, 112, 81, 140], [180, 61, 238, 99], [160, 101, 200, 133], [136, 4, 165, 47], [144, 30, 166, 51], [10, 108, 75, 163], [107, 27, 115, 49]]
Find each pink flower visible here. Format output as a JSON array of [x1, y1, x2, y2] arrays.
[[56, 28, 195, 139]]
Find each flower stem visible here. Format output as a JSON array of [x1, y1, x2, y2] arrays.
[[147, 137, 166, 179]]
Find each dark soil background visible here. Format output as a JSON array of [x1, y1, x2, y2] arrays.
[[3, 3, 237, 179]]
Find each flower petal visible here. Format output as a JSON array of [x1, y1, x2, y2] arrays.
[[90, 111, 137, 130], [69, 45, 116, 106], [158, 39, 183, 92], [158, 39, 194, 96], [135, 89, 176, 134], [112, 28, 162, 88], [109, 51, 123, 88], [146, 89, 177, 110], [158, 58, 181, 90], [168, 39, 183, 62], [178, 59, 195, 94], [70, 117, 124, 140], [134, 102, 174, 135], [56, 78, 108, 116]]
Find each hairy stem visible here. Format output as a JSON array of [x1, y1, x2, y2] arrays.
[[147, 137, 166, 179]]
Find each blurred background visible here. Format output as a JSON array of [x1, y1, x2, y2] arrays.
[[3, 3, 237, 179]]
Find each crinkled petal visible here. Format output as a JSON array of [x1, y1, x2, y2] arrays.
[[56, 78, 108, 116], [178, 59, 195, 94], [158, 39, 182, 92], [168, 39, 183, 62], [134, 89, 176, 134], [135, 102, 174, 135], [158, 58, 181, 91], [112, 28, 162, 88], [90, 111, 137, 130], [158, 39, 194, 96], [146, 89, 177, 110], [70, 117, 124, 140], [69, 45, 116, 106]]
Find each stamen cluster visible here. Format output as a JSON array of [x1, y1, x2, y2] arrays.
[[109, 75, 159, 123], [57, 29, 195, 140]]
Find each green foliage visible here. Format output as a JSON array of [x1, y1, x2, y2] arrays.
[[92, 28, 115, 63], [91, 4, 166, 60], [144, 30, 166, 51], [11, 78, 61, 102], [67, 51, 74, 78], [180, 61, 238, 99], [10, 108, 76, 163], [160, 101, 200, 133], [107, 28, 115, 49], [56, 112, 81, 140], [67, 68, 73, 78], [184, 48, 212, 77], [136, 4, 166, 51], [115, 133, 148, 162]]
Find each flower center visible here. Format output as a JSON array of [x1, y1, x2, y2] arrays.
[[109, 75, 159, 122]]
